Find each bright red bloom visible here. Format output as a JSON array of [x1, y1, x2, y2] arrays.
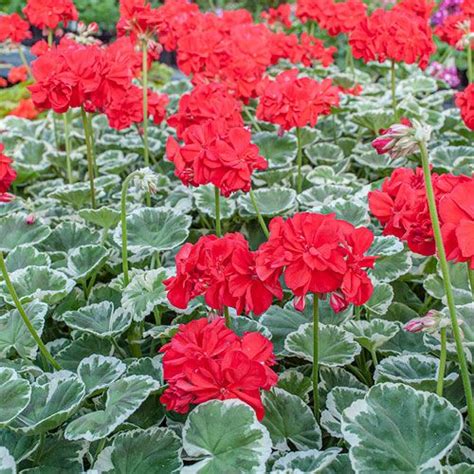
[[0, 13, 32, 43], [462, 0, 474, 16], [349, 8, 436, 69], [0, 144, 17, 194], [435, 13, 473, 50], [256, 213, 376, 312], [31, 40, 50, 57], [456, 84, 474, 130], [261, 4, 292, 29], [23, 0, 78, 30], [117, 0, 160, 42], [8, 98, 41, 119], [160, 317, 278, 419], [256, 69, 340, 131], [439, 180, 474, 269], [394, 0, 435, 21], [0, 78, 7, 88], [7, 66, 28, 84]]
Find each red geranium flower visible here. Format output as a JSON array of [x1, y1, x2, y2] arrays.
[[261, 4, 292, 29], [117, 0, 160, 41], [8, 66, 28, 84], [23, 0, 78, 30], [8, 98, 41, 119], [0, 144, 17, 194], [394, 0, 435, 21], [435, 13, 473, 50], [0, 13, 32, 43], [456, 84, 474, 130]]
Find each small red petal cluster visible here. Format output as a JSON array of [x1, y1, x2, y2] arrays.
[[396, 0, 435, 21], [8, 99, 41, 120], [349, 7, 436, 69], [29, 37, 168, 129], [160, 317, 278, 420], [256, 69, 340, 131], [261, 4, 292, 30], [164, 233, 282, 316], [23, 0, 78, 30], [435, 13, 473, 50], [117, 0, 160, 41], [369, 168, 472, 257], [155, 0, 335, 101], [256, 213, 376, 312], [7, 66, 28, 85], [456, 84, 474, 130], [0, 144, 17, 203], [0, 13, 32, 43], [463, 0, 474, 16], [296, 0, 367, 37]]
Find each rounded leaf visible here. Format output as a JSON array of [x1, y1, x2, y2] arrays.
[[0, 368, 31, 426], [238, 188, 297, 217], [0, 215, 51, 253], [271, 448, 341, 473]]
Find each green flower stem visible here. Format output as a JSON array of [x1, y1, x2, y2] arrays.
[[468, 43, 473, 84], [436, 327, 448, 397], [296, 127, 303, 194], [224, 306, 231, 328], [249, 188, 269, 238], [141, 41, 150, 168], [244, 107, 262, 132], [390, 60, 397, 119], [85, 113, 98, 178], [419, 141, 474, 443], [214, 186, 222, 237], [17, 46, 32, 80], [80, 107, 96, 209], [0, 251, 61, 371], [63, 111, 73, 184], [468, 263, 474, 300], [370, 349, 378, 367], [312, 294, 320, 420]]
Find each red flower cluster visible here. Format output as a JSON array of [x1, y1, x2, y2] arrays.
[[164, 233, 282, 315], [456, 84, 474, 130], [463, 0, 474, 16], [23, 0, 78, 30], [261, 4, 292, 30], [256, 213, 377, 312], [9, 99, 41, 120], [0, 144, 16, 203], [7, 66, 28, 84], [396, 0, 435, 21], [29, 37, 168, 129], [117, 0, 159, 42], [296, 0, 367, 37], [0, 13, 32, 43], [349, 7, 436, 69], [435, 13, 473, 50], [369, 168, 471, 256], [160, 318, 278, 420], [256, 69, 340, 131]]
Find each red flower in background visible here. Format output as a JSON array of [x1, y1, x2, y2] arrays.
[[462, 0, 474, 16], [8, 99, 41, 119], [256, 69, 340, 131], [394, 0, 435, 21], [256, 213, 376, 312], [160, 318, 278, 419], [0, 145, 17, 195], [261, 4, 292, 29], [117, 0, 160, 41], [31, 40, 50, 57], [7, 66, 28, 84], [23, 0, 78, 30], [0, 13, 32, 43], [456, 84, 474, 130], [435, 13, 473, 50]]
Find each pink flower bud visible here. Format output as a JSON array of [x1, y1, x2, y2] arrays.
[[330, 291, 349, 313], [0, 192, 15, 203], [25, 214, 36, 225], [404, 311, 440, 334]]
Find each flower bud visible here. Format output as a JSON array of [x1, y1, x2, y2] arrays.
[[0, 192, 14, 203], [404, 310, 448, 334], [133, 167, 159, 195], [25, 214, 36, 225]]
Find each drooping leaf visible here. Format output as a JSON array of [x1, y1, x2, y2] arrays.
[[0, 368, 31, 426], [64, 245, 109, 281]]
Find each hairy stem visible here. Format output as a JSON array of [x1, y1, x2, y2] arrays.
[[249, 188, 269, 238]]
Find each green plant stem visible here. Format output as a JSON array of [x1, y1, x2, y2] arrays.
[[224, 306, 231, 328], [47, 29, 53, 47], [296, 128, 303, 194], [436, 327, 447, 397], [17, 47, 32, 79], [249, 188, 269, 238], [468, 43, 473, 84], [312, 294, 320, 420], [80, 107, 96, 209], [244, 107, 262, 132], [370, 349, 378, 367], [85, 113, 98, 178], [214, 186, 221, 237], [390, 60, 397, 119], [419, 141, 474, 443], [121, 171, 138, 287], [0, 251, 61, 371], [468, 263, 474, 300], [208, 0, 216, 10], [141, 41, 150, 169], [63, 111, 73, 184]]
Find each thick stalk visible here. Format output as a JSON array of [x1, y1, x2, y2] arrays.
[[214, 186, 222, 237], [141, 41, 151, 207], [249, 188, 269, 238], [436, 327, 447, 397], [224, 306, 231, 328], [0, 252, 61, 371], [296, 128, 303, 194], [419, 141, 474, 443], [47, 29, 53, 47], [312, 294, 320, 420], [390, 60, 397, 119], [468, 43, 473, 84], [80, 107, 96, 209], [86, 113, 98, 178], [63, 111, 73, 184], [17, 47, 32, 79]]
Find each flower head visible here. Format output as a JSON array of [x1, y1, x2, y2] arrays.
[[0, 13, 32, 43], [0, 144, 17, 195], [23, 0, 78, 30]]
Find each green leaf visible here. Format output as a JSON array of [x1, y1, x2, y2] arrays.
[[0, 302, 48, 359], [64, 375, 160, 442], [50, 182, 104, 209], [39, 222, 101, 254], [321, 387, 366, 438], [318, 200, 370, 227], [65, 245, 109, 280], [104, 427, 183, 474], [114, 208, 191, 255], [319, 367, 367, 408], [351, 111, 394, 133], [238, 188, 297, 217], [368, 236, 404, 257], [306, 143, 344, 165], [0, 447, 16, 474], [271, 448, 341, 473], [371, 251, 412, 283], [285, 323, 361, 367], [261, 388, 322, 451], [0, 368, 31, 425], [126, 357, 162, 384], [324, 453, 354, 474], [252, 132, 297, 168], [0, 430, 39, 463], [374, 354, 458, 392], [363, 283, 394, 317], [0, 267, 75, 306], [9, 371, 85, 435], [344, 319, 399, 352], [341, 383, 463, 472], [121, 269, 168, 322], [193, 185, 236, 219], [62, 302, 131, 338], [0, 215, 51, 253], [182, 400, 271, 474], [77, 355, 126, 396], [276, 369, 311, 403], [5, 246, 50, 272], [79, 206, 121, 230]]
